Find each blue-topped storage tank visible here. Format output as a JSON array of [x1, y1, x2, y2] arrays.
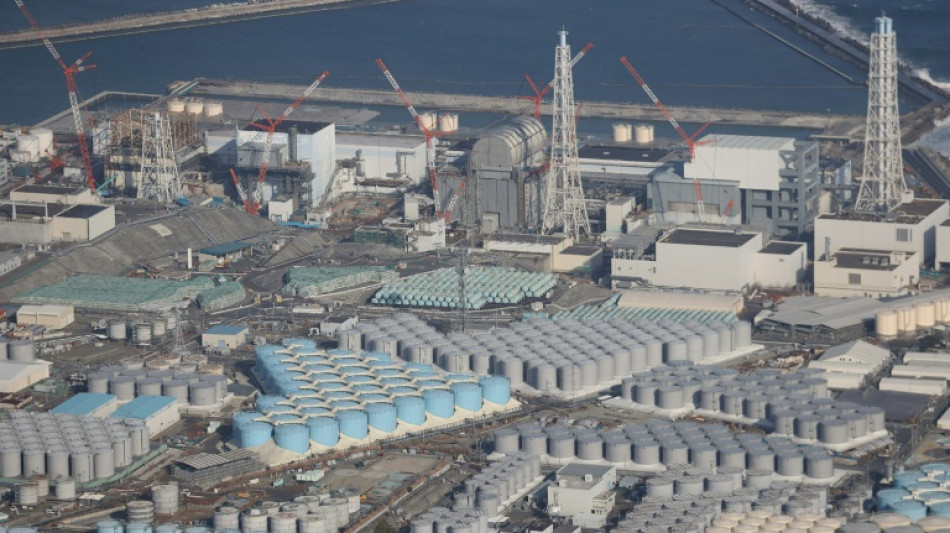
[[338, 366, 370, 375], [395, 396, 427, 425], [264, 404, 295, 414], [931, 502, 950, 518], [298, 355, 330, 363], [97, 521, 124, 533], [479, 376, 511, 405], [424, 390, 456, 418], [416, 379, 447, 390], [364, 351, 391, 361], [237, 421, 272, 448], [922, 463, 948, 476], [876, 488, 911, 510], [381, 377, 411, 386], [324, 391, 355, 400], [295, 396, 325, 406], [406, 363, 433, 373], [451, 382, 483, 412], [327, 348, 355, 357], [329, 400, 360, 410], [889, 499, 927, 522], [345, 375, 375, 384], [358, 393, 391, 403], [307, 417, 340, 446], [270, 413, 304, 423], [256, 396, 285, 411], [273, 424, 310, 453], [376, 368, 405, 377], [366, 403, 398, 433], [352, 384, 384, 393], [310, 373, 341, 383], [445, 373, 477, 383], [388, 386, 417, 396], [299, 406, 331, 417], [337, 410, 369, 439], [894, 470, 924, 488], [125, 523, 152, 533], [302, 364, 335, 373]]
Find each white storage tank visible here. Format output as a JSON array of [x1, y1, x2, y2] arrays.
[[420, 112, 437, 131], [204, 101, 223, 117], [613, 123, 631, 142], [184, 100, 204, 115], [438, 113, 458, 133], [108, 320, 128, 340], [916, 301, 936, 329], [152, 484, 179, 515], [167, 99, 186, 113], [634, 123, 654, 143]]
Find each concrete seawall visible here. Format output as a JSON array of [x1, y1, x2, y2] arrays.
[[0, 0, 395, 48], [187, 79, 865, 134]]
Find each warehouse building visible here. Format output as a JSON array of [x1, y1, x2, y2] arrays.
[[0, 202, 116, 245], [16, 304, 75, 329], [172, 449, 261, 488], [196, 241, 253, 267], [0, 360, 50, 393], [51, 392, 118, 417], [611, 227, 806, 292], [9, 184, 99, 205], [814, 248, 918, 297], [815, 196, 949, 270], [682, 135, 820, 239], [809, 340, 891, 390], [201, 325, 249, 350], [51, 204, 115, 242], [547, 464, 617, 528], [110, 395, 180, 437], [483, 233, 602, 274]]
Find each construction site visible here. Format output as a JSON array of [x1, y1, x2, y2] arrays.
[[5, 0, 950, 531]]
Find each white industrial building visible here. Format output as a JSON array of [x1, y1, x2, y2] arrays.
[[611, 227, 806, 292], [16, 304, 75, 329], [483, 233, 603, 274], [546, 463, 617, 528], [10, 184, 99, 205], [808, 340, 891, 390], [936, 219, 950, 269], [335, 132, 427, 188], [110, 396, 181, 437], [0, 251, 22, 276], [201, 325, 249, 350], [0, 360, 50, 393], [318, 315, 358, 338], [879, 377, 947, 396], [814, 248, 918, 298], [267, 198, 294, 222], [0, 202, 116, 245], [815, 196, 949, 270]]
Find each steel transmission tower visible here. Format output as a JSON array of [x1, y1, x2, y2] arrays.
[[138, 111, 182, 203], [855, 16, 906, 212], [542, 30, 591, 240]]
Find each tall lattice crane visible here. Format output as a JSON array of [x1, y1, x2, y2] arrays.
[[229, 168, 249, 209], [246, 71, 329, 215], [620, 56, 713, 221], [519, 42, 594, 121], [15, 0, 97, 191], [376, 58, 454, 218]]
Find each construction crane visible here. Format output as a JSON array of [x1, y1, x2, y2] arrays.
[[442, 181, 465, 223], [620, 56, 713, 221], [229, 168, 250, 211], [246, 70, 330, 215], [15, 0, 97, 192], [518, 42, 594, 121], [376, 58, 453, 218]]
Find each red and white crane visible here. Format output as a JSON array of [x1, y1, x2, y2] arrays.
[[229, 167, 249, 208], [376, 58, 456, 219], [246, 70, 330, 215], [15, 0, 97, 192], [519, 42, 594, 121], [620, 56, 714, 221], [442, 181, 465, 223]]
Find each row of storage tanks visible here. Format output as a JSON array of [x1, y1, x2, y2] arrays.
[[234, 339, 511, 452], [211, 494, 351, 533], [0, 411, 150, 482], [106, 314, 177, 345], [875, 298, 950, 338], [620, 505, 844, 533], [449, 453, 541, 517], [494, 419, 836, 480], [836, 514, 950, 533], [166, 98, 223, 118], [612, 122, 655, 143], [14, 476, 80, 505], [0, 339, 38, 362], [370, 267, 556, 309], [620, 363, 887, 445], [622, 474, 832, 533], [419, 111, 459, 133], [872, 464, 950, 523], [340, 313, 752, 394], [87, 363, 228, 406]]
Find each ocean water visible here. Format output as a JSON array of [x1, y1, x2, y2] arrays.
[[0, 0, 947, 147]]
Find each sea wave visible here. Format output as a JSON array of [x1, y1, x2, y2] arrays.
[[913, 115, 950, 159]]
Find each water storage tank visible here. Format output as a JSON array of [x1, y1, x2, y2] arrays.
[[876, 309, 899, 338], [733, 322, 752, 348], [273, 424, 309, 453], [241, 509, 269, 533], [152, 484, 179, 515], [126, 500, 155, 523], [22, 448, 45, 476], [110, 376, 137, 401], [134, 323, 152, 344], [548, 434, 575, 458], [162, 380, 189, 404], [108, 320, 127, 340], [366, 403, 398, 433], [336, 410, 369, 440], [151, 319, 167, 338], [185, 100, 204, 115], [306, 417, 339, 447], [479, 376, 511, 405], [136, 377, 163, 397], [9, 340, 35, 362], [818, 419, 850, 445], [575, 435, 602, 460], [438, 113, 458, 133], [204, 101, 223, 117], [188, 382, 217, 406], [269, 512, 297, 533], [96, 521, 123, 533], [237, 421, 272, 448], [613, 123, 631, 142], [470, 117, 546, 168], [420, 112, 437, 131], [93, 448, 115, 479], [46, 449, 69, 479], [917, 301, 936, 329], [213, 506, 240, 530], [451, 382, 483, 411], [70, 452, 93, 482], [15, 483, 39, 506], [634, 124, 654, 143], [167, 99, 185, 113], [54, 478, 76, 501], [394, 396, 427, 425], [87, 372, 111, 394], [424, 390, 455, 418], [521, 432, 547, 455]]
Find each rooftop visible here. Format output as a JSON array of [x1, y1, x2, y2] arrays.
[[204, 324, 249, 336], [890, 198, 946, 217], [0, 202, 69, 221], [51, 392, 116, 415], [557, 463, 614, 479], [243, 119, 332, 135], [111, 395, 177, 420], [337, 132, 426, 149], [695, 134, 795, 151], [760, 242, 805, 255], [488, 233, 567, 246], [198, 241, 252, 256], [174, 449, 258, 471], [578, 145, 672, 163], [832, 248, 906, 271], [58, 204, 110, 219], [561, 245, 602, 256], [13, 184, 87, 196], [661, 229, 758, 248]]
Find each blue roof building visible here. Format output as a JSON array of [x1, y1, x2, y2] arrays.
[[51, 392, 118, 417], [110, 395, 180, 437]]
